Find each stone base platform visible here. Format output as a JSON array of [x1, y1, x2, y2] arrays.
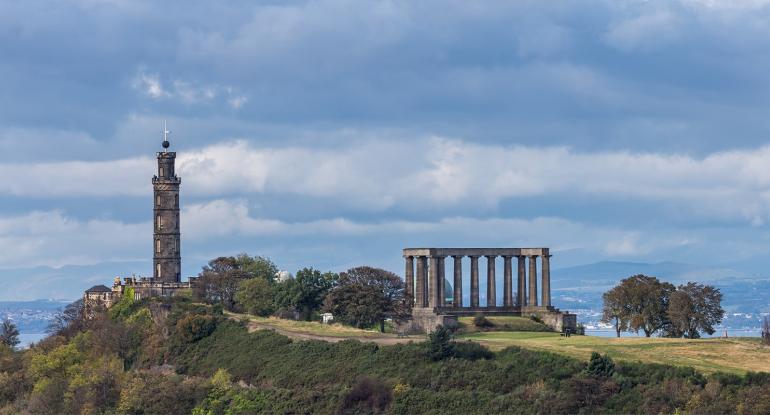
[[399, 306, 577, 334]]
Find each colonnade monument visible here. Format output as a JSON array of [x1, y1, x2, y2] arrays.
[[401, 247, 577, 333]]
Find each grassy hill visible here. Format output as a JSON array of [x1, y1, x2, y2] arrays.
[[6, 298, 770, 414], [459, 331, 770, 375]]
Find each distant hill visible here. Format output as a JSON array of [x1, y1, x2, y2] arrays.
[[551, 260, 746, 292]]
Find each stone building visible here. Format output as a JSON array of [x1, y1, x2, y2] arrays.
[[83, 125, 193, 314], [401, 247, 577, 333]]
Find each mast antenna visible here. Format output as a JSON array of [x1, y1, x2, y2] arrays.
[[162, 120, 171, 151]]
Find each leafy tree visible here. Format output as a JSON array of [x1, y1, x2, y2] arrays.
[[323, 266, 409, 331], [665, 282, 724, 339], [585, 352, 615, 377], [0, 320, 19, 348], [193, 256, 252, 311], [601, 284, 629, 337], [277, 268, 337, 320], [426, 325, 456, 361], [235, 277, 276, 316], [234, 253, 279, 282], [613, 275, 675, 337]]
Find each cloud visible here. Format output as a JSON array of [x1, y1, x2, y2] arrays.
[[6, 137, 770, 226], [131, 69, 247, 107], [132, 71, 167, 99]]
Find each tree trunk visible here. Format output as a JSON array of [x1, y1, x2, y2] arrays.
[[615, 317, 621, 338], [380, 319, 385, 333]]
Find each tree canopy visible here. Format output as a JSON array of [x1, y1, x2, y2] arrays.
[[601, 275, 723, 339], [665, 282, 724, 339], [276, 267, 337, 321], [0, 320, 19, 348], [322, 266, 410, 332]]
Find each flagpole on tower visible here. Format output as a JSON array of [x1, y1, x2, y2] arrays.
[[162, 120, 171, 152]]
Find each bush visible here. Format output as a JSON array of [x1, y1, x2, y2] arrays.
[[453, 342, 494, 361], [175, 315, 218, 344], [529, 314, 544, 324], [472, 314, 494, 329], [586, 352, 615, 378], [426, 326, 456, 361], [338, 376, 392, 414]]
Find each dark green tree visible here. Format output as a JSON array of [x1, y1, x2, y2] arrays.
[[276, 268, 337, 320], [234, 253, 279, 282], [193, 256, 252, 311], [665, 282, 724, 339], [323, 266, 409, 331], [235, 277, 276, 316], [0, 320, 19, 348], [426, 325, 456, 361], [585, 352, 615, 377]]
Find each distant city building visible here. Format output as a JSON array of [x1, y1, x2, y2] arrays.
[[83, 124, 193, 317], [275, 270, 293, 282]]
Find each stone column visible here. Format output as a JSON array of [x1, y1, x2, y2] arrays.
[[416, 256, 427, 307], [404, 256, 414, 303], [437, 256, 446, 307], [528, 255, 538, 307], [517, 256, 526, 307], [453, 256, 463, 308], [542, 254, 551, 308], [428, 256, 439, 308], [486, 255, 496, 307], [503, 256, 513, 307], [470, 256, 480, 307]]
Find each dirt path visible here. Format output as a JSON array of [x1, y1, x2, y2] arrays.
[[243, 320, 424, 346]]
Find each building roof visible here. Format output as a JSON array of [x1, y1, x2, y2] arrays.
[[85, 284, 112, 293]]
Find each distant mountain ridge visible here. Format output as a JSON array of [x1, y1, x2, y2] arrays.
[[552, 260, 747, 291]]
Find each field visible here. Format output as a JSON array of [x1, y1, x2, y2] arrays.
[[459, 331, 770, 375]]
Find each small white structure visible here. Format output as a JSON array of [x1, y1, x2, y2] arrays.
[[275, 270, 293, 283], [321, 313, 334, 324]]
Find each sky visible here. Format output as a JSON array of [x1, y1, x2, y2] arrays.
[[4, 0, 770, 299]]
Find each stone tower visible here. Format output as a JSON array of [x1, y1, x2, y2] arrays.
[[152, 125, 181, 282]]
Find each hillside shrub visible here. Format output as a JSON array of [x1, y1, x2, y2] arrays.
[[338, 376, 392, 414], [586, 352, 615, 378], [472, 314, 494, 329], [426, 326, 455, 361]]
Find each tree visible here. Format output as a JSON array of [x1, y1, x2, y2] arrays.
[[762, 316, 770, 345], [601, 284, 630, 338], [665, 282, 724, 339], [323, 266, 410, 332], [234, 277, 276, 316], [585, 352, 615, 378], [0, 320, 19, 348], [426, 325, 456, 361], [47, 299, 86, 338], [276, 268, 337, 320], [615, 275, 675, 337], [193, 256, 252, 311], [234, 253, 279, 282]]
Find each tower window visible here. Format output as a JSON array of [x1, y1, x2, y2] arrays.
[[156, 239, 161, 253], [159, 167, 164, 177], [156, 195, 161, 206], [157, 215, 162, 230], [157, 263, 161, 278], [175, 194, 179, 208]]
